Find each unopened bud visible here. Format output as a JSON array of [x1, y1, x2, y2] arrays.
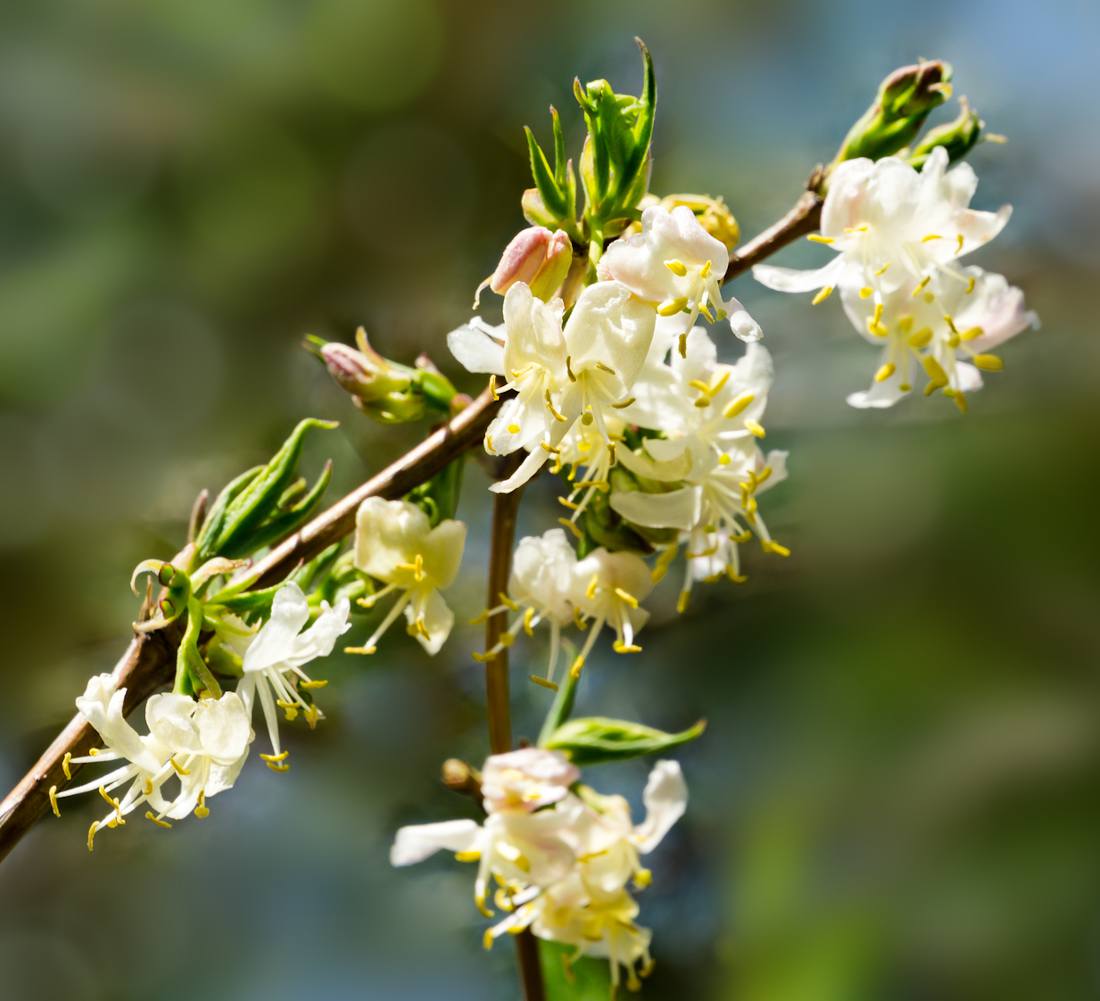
[[521, 187, 560, 229], [908, 97, 984, 168], [836, 60, 954, 164], [480, 226, 573, 304], [659, 193, 740, 250]]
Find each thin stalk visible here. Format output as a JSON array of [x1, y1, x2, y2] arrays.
[[482, 471, 545, 1001]]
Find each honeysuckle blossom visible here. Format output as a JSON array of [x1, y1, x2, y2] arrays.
[[52, 675, 252, 849], [598, 204, 762, 352], [352, 497, 466, 656], [480, 747, 581, 812], [447, 279, 656, 493], [569, 547, 654, 674], [753, 146, 1034, 408], [236, 582, 351, 766], [391, 753, 687, 991], [611, 331, 790, 606], [844, 265, 1039, 410], [476, 528, 581, 685]]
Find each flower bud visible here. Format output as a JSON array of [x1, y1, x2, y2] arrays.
[[487, 226, 573, 302], [835, 60, 954, 164], [659, 193, 740, 250], [908, 97, 985, 169]]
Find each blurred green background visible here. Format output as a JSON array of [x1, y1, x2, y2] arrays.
[[1, 1, 1098, 998]]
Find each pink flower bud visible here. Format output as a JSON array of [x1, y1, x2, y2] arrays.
[[482, 226, 573, 304]]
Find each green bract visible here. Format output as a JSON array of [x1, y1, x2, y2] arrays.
[[542, 715, 706, 766]]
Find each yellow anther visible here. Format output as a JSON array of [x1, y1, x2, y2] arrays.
[[565, 355, 576, 382], [972, 353, 1004, 372], [304, 704, 321, 730], [811, 285, 834, 305], [921, 233, 943, 243], [664, 258, 688, 276], [634, 867, 653, 889], [757, 464, 773, 484], [543, 390, 567, 422], [965, 275, 976, 294], [899, 383, 912, 392], [613, 587, 639, 609], [874, 362, 896, 383], [488, 374, 498, 400], [763, 539, 791, 557], [61, 751, 73, 780], [194, 790, 210, 819], [953, 391, 969, 414], [557, 517, 582, 541], [611, 395, 636, 409], [300, 679, 328, 690], [345, 644, 378, 655], [922, 355, 948, 387], [956, 233, 965, 253], [145, 811, 173, 829], [688, 378, 711, 395], [471, 650, 492, 663], [908, 326, 933, 348], [744, 418, 766, 438], [723, 392, 755, 419], [960, 325, 984, 342], [698, 301, 715, 323], [87, 821, 98, 852], [585, 574, 599, 599], [499, 592, 519, 611], [874, 262, 891, 276], [943, 314, 959, 335], [676, 591, 690, 614], [859, 286, 873, 299], [48, 785, 60, 818], [612, 641, 643, 654], [143, 778, 154, 796], [454, 849, 481, 863], [897, 314, 914, 334], [276, 699, 299, 722], [506, 423, 520, 434], [529, 674, 559, 692], [558, 495, 580, 511], [911, 275, 931, 297], [485, 434, 495, 454], [569, 655, 586, 679], [522, 607, 536, 636], [88, 747, 100, 757], [843, 224, 869, 234], [482, 929, 495, 951], [657, 296, 688, 316], [98, 785, 121, 812], [700, 259, 712, 278], [806, 234, 834, 244]]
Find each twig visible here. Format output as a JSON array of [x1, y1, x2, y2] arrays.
[[481, 468, 545, 1001], [0, 387, 500, 863], [723, 187, 824, 284]]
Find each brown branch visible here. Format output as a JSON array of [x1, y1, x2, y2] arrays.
[[723, 187, 824, 284], [0, 387, 501, 864], [480, 468, 545, 1001]]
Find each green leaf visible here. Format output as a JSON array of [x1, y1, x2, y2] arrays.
[[537, 668, 581, 747], [544, 715, 706, 766], [195, 418, 336, 561], [540, 940, 612, 1000], [524, 126, 568, 219]]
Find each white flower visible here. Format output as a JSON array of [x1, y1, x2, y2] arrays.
[[569, 547, 654, 674], [844, 265, 1039, 411], [391, 754, 688, 991], [352, 497, 466, 657], [754, 147, 1010, 304], [599, 204, 762, 350], [610, 331, 790, 607], [237, 582, 351, 767], [476, 529, 581, 684], [448, 280, 656, 493], [54, 675, 252, 849], [754, 147, 1033, 409], [480, 747, 580, 813]]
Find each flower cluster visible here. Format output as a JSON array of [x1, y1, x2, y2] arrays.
[[51, 583, 350, 846], [754, 147, 1038, 411], [392, 748, 687, 992]]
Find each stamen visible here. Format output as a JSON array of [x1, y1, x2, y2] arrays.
[[300, 679, 328, 690], [811, 285, 834, 305], [806, 234, 834, 245], [744, 418, 766, 438], [565, 355, 576, 382], [921, 233, 943, 242], [62, 752, 73, 780], [960, 326, 984, 342], [723, 392, 755, 419], [908, 326, 934, 349], [488, 374, 498, 400], [613, 587, 639, 609], [859, 287, 873, 299], [972, 353, 1003, 372], [664, 258, 687, 276], [911, 275, 931, 298], [48, 785, 60, 818], [557, 517, 583, 541], [874, 362, 896, 383], [657, 296, 688, 316], [762, 540, 791, 557], [194, 790, 210, 819], [529, 674, 559, 692], [545, 390, 567, 422], [145, 811, 173, 829]]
